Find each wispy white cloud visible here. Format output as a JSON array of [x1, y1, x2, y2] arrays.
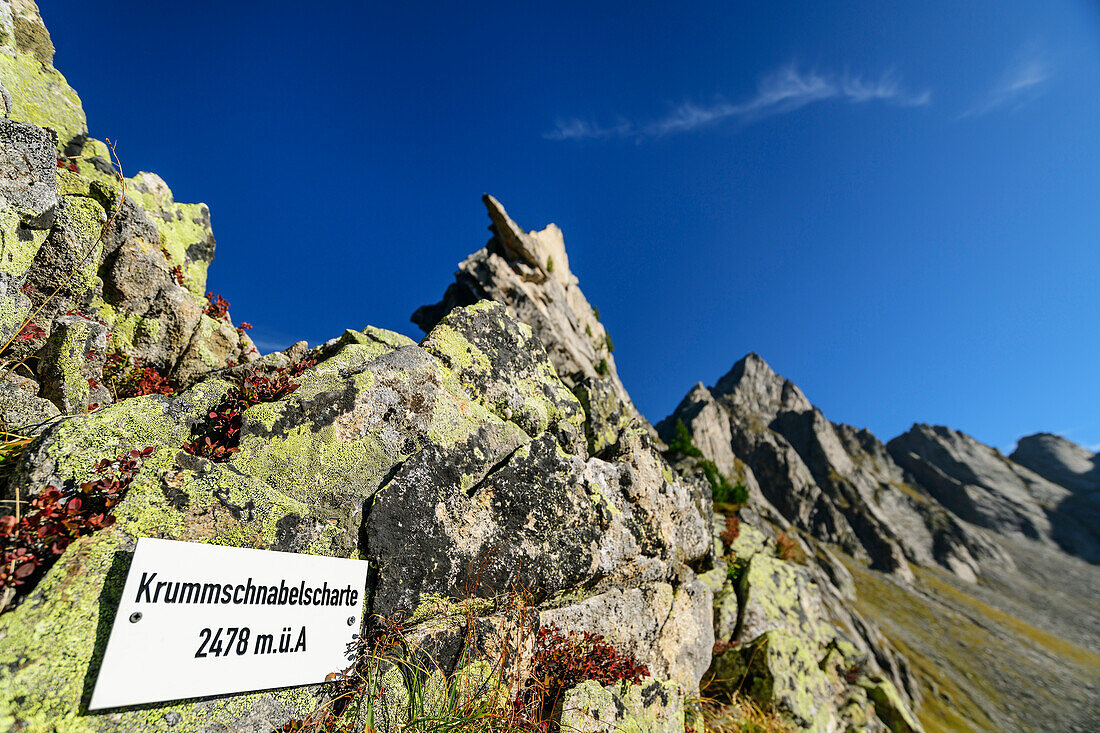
[[959, 48, 1050, 119], [545, 64, 931, 142], [543, 118, 634, 141]]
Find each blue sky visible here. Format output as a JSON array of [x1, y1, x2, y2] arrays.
[[44, 1, 1099, 452]]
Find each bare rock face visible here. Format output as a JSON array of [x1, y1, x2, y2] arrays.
[[413, 195, 638, 432], [1010, 432, 1099, 494], [659, 353, 1004, 584], [888, 425, 1100, 562]]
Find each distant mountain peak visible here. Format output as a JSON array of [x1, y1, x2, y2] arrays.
[[1011, 432, 1099, 494], [712, 352, 812, 421]]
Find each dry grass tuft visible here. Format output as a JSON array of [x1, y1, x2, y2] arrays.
[[698, 694, 794, 733]]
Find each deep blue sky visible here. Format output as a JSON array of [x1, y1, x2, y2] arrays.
[[43, 1, 1099, 452]]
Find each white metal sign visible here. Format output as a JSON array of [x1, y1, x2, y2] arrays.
[[89, 537, 370, 709]]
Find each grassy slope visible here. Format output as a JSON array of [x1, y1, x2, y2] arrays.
[[838, 554, 1100, 733]]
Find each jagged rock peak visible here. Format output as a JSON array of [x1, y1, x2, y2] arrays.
[[712, 352, 812, 421], [1010, 432, 1099, 494], [482, 194, 572, 286], [662, 359, 1014, 583], [413, 195, 640, 428]]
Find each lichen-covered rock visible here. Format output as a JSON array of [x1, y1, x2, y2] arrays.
[[725, 516, 769, 562], [737, 553, 833, 647], [121, 171, 216, 299], [0, 303, 712, 730], [0, 372, 55, 429], [419, 300, 585, 451], [574, 374, 636, 456], [0, 10, 254, 409], [0, 117, 56, 343], [0, 1, 55, 66], [699, 567, 739, 644], [560, 679, 687, 733], [37, 312, 109, 412], [0, 1, 84, 155], [740, 630, 835, 732], [700, 523, 925, 732], [857, 676, 922, 733], [0, 122, 252, 411]]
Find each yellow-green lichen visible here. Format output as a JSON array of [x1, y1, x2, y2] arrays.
[[0, 208, 48, 279], [0, 50, 86, 152], [422, 322, 493, 373], [561, 678, 686, 733], [123, 174, 214, 297], [739, 631, 833, 733], [407, 593, 495, 625], [738, 554, 833, 649]]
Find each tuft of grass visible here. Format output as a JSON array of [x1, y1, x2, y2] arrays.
[[704, 461, 748, 506], [697, 694, 794, 733], [664, 420, 748, 506]]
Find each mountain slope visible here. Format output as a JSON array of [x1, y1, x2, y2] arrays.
[[661, 354, 1100, 732]]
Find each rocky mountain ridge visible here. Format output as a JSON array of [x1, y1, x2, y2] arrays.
[[660, 354, 1100, 732]]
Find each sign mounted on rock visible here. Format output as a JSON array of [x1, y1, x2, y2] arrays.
[[89, 538, 370, 710]]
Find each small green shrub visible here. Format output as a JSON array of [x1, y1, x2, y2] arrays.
[[546, 256, 554, 273], [704, 462, 748, 506], [666, 419, 702, 458], [595, 358, 609, 376], [725, 556, 749, 586], [604, 333, 614, 353], [592, 306, 600, 321]]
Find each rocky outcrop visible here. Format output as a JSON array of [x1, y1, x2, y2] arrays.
[[888, 425, 1100, 562], [412, 195, 638, 431], [0, 7, 717, 730], [0, 1, 82, 154], [701, 509, 923, 732], [0, 2, 257, 429], [659, 354, 1004, 584], [0, 301, 715, 730]]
